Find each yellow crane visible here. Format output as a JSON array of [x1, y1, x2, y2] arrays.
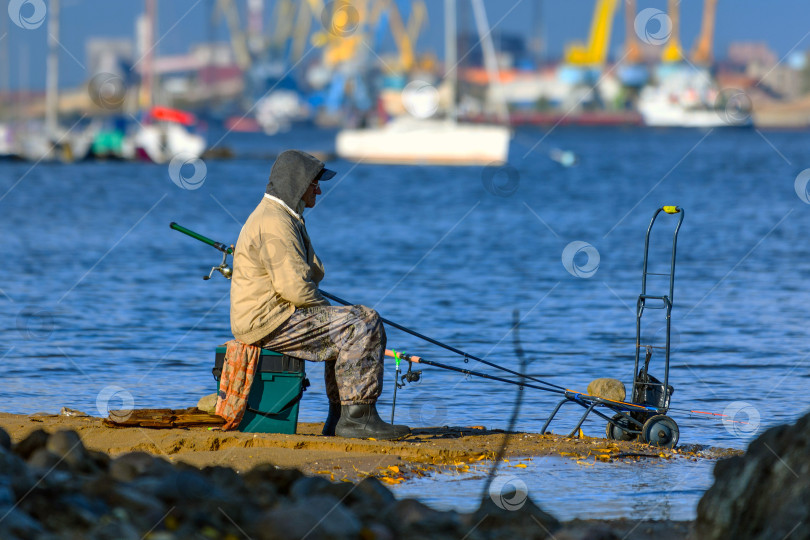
[[564, 0, 619, 66], [311, 0, 426, 72], [661, 0, 684, 62], [623, 0, 642, 64], [690, 0, 718, 65]]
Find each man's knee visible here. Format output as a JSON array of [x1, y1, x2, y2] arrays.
[[356, 305, 381, 326]]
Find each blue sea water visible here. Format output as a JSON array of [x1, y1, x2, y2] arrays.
[[2, 125, 809, 519]]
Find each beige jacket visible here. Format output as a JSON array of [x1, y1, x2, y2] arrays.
[[230, 196, 328, 344]]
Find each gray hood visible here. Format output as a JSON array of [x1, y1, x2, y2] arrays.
[[265, 150, 325, 209]]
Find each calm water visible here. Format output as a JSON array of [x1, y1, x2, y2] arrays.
[[2, 126, 809, 519]]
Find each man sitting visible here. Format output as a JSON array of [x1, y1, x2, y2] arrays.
[[229, 150, 409, 440]]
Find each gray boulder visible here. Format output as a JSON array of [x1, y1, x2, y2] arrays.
[[257, 494, 361, 540], [696, 410, 810, 540]]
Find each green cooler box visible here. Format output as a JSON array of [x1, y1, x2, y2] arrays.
[[213, 346, 309, 434]]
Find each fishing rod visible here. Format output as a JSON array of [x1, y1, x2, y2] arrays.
[[169, 222, 566, 393], [384, 349, 659, 413], [320, 290, 567, 393], [170, 222, 233, 280]]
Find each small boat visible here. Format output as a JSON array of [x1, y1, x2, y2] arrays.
[[335, 0, 511, 166], [336, 117, 509, 165], [132, 106, 206, 163]]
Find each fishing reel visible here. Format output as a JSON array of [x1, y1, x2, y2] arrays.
[[204, 249, 233, 280], [396, 361, 422, 389]]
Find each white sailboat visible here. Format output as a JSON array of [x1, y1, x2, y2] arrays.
[[336, 0, 510, 165]]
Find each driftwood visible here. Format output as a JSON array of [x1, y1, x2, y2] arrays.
[[103, 407, 226, 429]]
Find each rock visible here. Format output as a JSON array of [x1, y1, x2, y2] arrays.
[[351, 477, 396, 508], [383, 498, 460, 538], [201, 465, 245, 495], [59, 407, 90, 417], [197, 393, 218, 413], [360, 523, 394, 540], [290, 475, 333, 501], [88, 519, 142, 540], [13, 429, 49, 460], [47, 430, 93, 471], [0, 505, 43, 537], [696, 410, 810, 540], [105, 484, 166, 520], [586, 378, 626, 401], [465, 495, 560, 539], [257, 494, 361, 540], [88, 449, 112, 471], [0, 427, 11, 450], [0, 478, 14, 506], [157, 469, 216, 502], [26, 448, 62, 470], [243, 464, 304, 495], [109, 452, 172, 482], [580, 527, 620, 540]]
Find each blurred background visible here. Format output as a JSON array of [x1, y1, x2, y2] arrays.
[[3, 0, 810, 162]]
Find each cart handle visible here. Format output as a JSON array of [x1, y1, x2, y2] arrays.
[[662, 206, 681, 214]]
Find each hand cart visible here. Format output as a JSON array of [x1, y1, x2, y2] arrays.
[[540, 206, 685, 448]]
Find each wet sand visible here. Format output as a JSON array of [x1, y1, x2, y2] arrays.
[[0, 411, 738, 481]]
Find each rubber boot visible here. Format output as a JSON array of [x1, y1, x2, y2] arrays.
[[321, 402, 341, 436], [334, 403, 410, 440]]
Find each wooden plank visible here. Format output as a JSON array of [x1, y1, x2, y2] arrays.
[[104, 407, 226, 429]]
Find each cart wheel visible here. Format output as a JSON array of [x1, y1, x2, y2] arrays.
[[641, 415, 679, 448], [606, 414, 635, 441]]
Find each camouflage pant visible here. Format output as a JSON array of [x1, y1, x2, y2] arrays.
[[257, 305, 385, 405]]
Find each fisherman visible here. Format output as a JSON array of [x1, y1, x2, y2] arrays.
[[229, 150, 410, 440]]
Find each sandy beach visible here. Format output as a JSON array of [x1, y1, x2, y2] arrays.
[[0, 411, 737, 481], [1, 410, 743, 539]]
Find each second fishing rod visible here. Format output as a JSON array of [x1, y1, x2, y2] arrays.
[[170, 221, 565, 392]]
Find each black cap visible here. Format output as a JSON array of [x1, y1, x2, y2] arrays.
[[316, 167, 337, 181]]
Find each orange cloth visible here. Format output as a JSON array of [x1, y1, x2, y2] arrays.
[[215, 340, 261, 430]]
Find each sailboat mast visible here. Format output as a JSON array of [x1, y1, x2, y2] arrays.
[[46, 0, 60, 137], [444, 0, 456, 122], [471, 0, 509, 124]]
